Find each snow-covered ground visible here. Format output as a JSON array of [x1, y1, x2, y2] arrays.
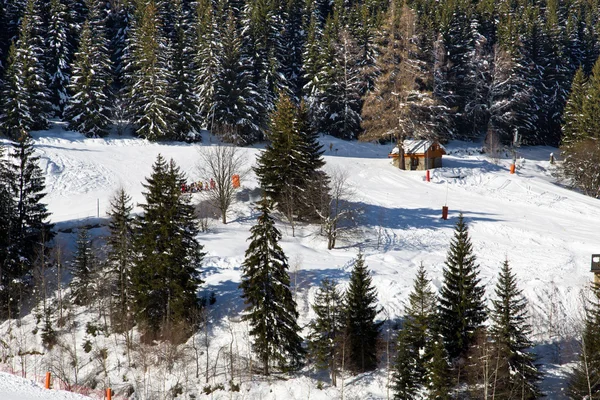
[[0, 372, 93, 400], [1, 122, 598, 398]]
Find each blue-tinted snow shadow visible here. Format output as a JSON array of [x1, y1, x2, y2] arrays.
[[200, 267, 351, 322], [440, 157, 507, 172], [351, 202, 499, 231]]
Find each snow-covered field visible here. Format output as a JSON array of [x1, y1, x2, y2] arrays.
[[0, 372, 93, 400], [1, 122, 598, 398]]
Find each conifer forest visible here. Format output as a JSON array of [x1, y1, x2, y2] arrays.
[[1, 0, 600, 398]]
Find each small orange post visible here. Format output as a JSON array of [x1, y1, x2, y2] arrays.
[[45, 372, 51, 389], [442, 206, 448, 220], [232, 174, 240, 188], [426, 170, 430, 182], [509, 164, 515, 174], [106, 388, 112, 400]]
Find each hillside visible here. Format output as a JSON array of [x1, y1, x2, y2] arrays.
[[1, 124, 598, 398]]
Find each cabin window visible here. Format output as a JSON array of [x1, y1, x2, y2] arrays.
[[412, 158, 419, 167]]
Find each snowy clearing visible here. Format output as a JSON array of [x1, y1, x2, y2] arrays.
[[1, 123, 598, 398]]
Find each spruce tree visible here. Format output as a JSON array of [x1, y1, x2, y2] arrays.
[[345, 251, 382, 373], [0, 136, 52, 318], [64, 4, 112, 137], [169, 0, 200, 141], [308, 278, 345, 386], [316, 27, 363, 139], [280, 0, 307, 100], [438, 214, 486, 362], [393, 264, 437, 398], [106, 187, 135, 331], [131, 154, 204, 338], [561, 67, 588, 150], [254, 93, 298, 210], [489, 260, 541, 399], [426, 335, 452, 400], [7, 135, 53, 269], [15, 0, 50, 131], [255, 94, 328, 223], [0, 145, 17, 319], [194, 0, 218, 128], [568, 282, 600, 398], [0, 43, 33, 139], [46, 0, 71, 118], [0, 0, 50, 137], [124, 0, 174, 140], [582, 56, 600, 140], [239, 197, 304, 375], [69, 226, 96, 306], [211, 9, 260, 143]]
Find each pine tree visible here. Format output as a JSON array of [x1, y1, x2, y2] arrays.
[[239, 197, 304, 375], [438, 213, 486, 362], [345, 251, 382, 373], [433, 2, 475, 139], [194, 0, 218, 128], [0, 144, 17, 319], [106, 187, 135, 331], [46, 0, 71, 117], [255, 94, 328, 224], [70, 226, 96, 306], [308, 278, 345, 386], [170, 0, 200, 141], [489, 260, 541, 399], [64, 3, 112, 137], [254, 93, 297, 202], [0, 136, 52, 319], [561, 67, 588, 149], [124, 0, 174, 140], [242, 0, 286, 125], [6, 136, 53, 269], [211, 9, 260, 143], [393, 264, 437, 398], [105, 0, 133, 90], [280, 0, 307, 100], [582, 56, 600, 140], [0, 43, 33, 139], [426, 335, 452, 400], [316, 27, 363, 139], [0, 0, 51, 137], [561, 60, 600, 198], [131, 154, 204, 338], [568, 283, 600, 398], [17, 0, 51, 131]]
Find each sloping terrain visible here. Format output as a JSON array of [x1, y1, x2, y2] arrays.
[[2, 124, 598, 398]]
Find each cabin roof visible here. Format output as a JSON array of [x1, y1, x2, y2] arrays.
[[390, 140, 446, 155]]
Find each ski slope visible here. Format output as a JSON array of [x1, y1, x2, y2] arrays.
[[0, 372, 92, 400], [1, 123, 598, 398]]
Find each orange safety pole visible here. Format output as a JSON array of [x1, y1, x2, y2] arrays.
[[510, 164, 515, 174], [45, 372, 51, 389], [106, 388, 112, 400], [442, 206, 449, 220]]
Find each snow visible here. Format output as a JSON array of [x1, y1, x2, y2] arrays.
[[0, 372, 92, 400], [1, 123, 597, 398]]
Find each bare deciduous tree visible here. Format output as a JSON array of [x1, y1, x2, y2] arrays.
[[196, 144, 248, 224], [317, 167, 359, 250]]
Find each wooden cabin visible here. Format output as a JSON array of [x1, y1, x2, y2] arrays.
[[388, 140, 446, 170], [592, 254, 600, 283]]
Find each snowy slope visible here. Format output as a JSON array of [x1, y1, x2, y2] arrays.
[[1, 123, 598, 398], [0, 372, 92, 400]]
